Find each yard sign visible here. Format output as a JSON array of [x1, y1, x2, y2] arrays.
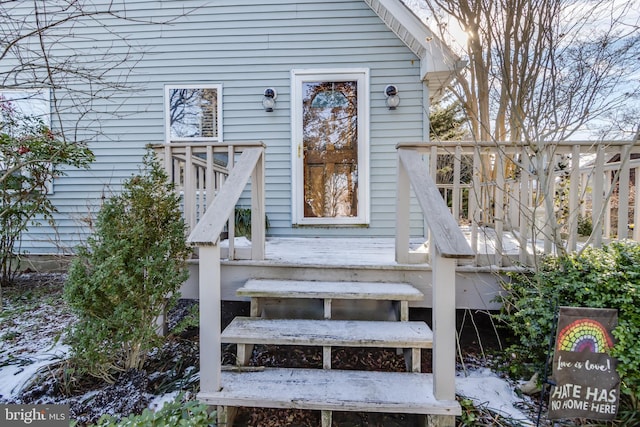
[[548, 306, 620, 420]]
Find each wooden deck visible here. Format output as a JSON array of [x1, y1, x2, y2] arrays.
[[221, 230, 549, 267], [168, 140, 639, 425], [182, 235, 509, 310], [223, 236, 411, 266], [165, 140, 640, 272], [185, 144, 481, 426]]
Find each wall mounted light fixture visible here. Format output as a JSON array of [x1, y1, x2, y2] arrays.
[[384, 85, 400, 110], [262, 88, 277, 112]]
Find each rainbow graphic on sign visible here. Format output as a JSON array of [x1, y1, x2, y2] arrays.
[[557, 318, 614, 353]]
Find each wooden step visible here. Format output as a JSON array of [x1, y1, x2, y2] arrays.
[[237, 279, 424, 320], [223, 317, 430, 371], [238, 279, 424, 301], [199, 368, 460, 416], [222, 317, 433, 348]]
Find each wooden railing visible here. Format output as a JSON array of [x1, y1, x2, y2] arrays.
[[153, 141, 265, 259], [422, 140, 640, 266], [182, 143, 265, 395], [396, 144, 475, 403]]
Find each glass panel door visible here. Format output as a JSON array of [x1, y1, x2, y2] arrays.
[[302, 81, 358, 218], [292, 69, 369, 226]]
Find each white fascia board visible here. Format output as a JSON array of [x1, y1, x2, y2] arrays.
[[365, 0, 464, 95]]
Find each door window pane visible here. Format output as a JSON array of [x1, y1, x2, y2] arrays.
[[302, 81, 358, 218]]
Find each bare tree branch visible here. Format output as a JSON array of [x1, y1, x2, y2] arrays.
[[422, 0, 640, 142]]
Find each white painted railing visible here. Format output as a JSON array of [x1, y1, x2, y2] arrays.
[[154, 141, 265, 259], [422, 140, 640, 266], [396, 144, 475, 404], [182, 144, 265, 395]]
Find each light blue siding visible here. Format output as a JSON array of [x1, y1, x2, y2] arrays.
[[8, 0, 432, 253]]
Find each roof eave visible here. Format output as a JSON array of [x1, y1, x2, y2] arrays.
[[421, 58, 466, 101], [365, 0, 465, 99]]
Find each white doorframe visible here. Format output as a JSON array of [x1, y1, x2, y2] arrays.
[[290, 68, 370, 226]]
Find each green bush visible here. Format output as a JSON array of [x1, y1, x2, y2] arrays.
[[0, 97, 93, 288], [496, 241, 640, 410], [233, 207, 268, 238], [64, 148, 191, 383], [577, 214, 593, 236], [90, 393, 215, 426]]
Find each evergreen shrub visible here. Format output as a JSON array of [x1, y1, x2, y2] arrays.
[[64, 148, 191, 383]]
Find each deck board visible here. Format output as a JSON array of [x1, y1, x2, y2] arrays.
[[199, 368, 461, 415], [263, 237, 404, 266], [226, 230, 532, 267], [184, 236, 508, 310]]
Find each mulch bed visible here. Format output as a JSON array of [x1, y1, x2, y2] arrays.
[[5, 277, 509, 427]]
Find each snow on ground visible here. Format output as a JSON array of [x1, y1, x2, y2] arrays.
[[147, 391, 180, 411], [0, 274, 73, 402], [0, 341, 68, 399], [1, 340, 536, 426], [1, 274, 537, 424], [1, 356, 535, 424], [457, 368, 535, 426]]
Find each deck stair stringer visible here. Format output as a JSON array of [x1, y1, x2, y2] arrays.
[[208, 279, 461, 427]]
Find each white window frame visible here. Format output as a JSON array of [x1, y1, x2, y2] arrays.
[[0, 89, 50, 121], [291, 68, 370, 226], [164, 84, 223, 143]]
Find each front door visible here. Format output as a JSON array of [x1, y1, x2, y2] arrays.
[[292, 70, 369, 226]]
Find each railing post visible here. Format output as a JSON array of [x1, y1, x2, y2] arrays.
[[635, 165, 640, 241], [452, 145, 462, 222], [251, 150, 265, 260], [543, 146, 556, 254], [518, 146, 532, 264], [494, 147, 505, 266], [617, 145, 631, 239], [429, 146, 438, 243], [593, 144, 605, 247], [568, 145, 580, 252], [184, 145, 196, 231], [432, 253, 457, 401], [206, 145, 214, 208], [199, 244, 221, 394], [470, 147, 480, 258], [163, 145, 173, 182], [396, 149, 410, 263], [227, 145, 236, 259], [604, 169, 612, 240]]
